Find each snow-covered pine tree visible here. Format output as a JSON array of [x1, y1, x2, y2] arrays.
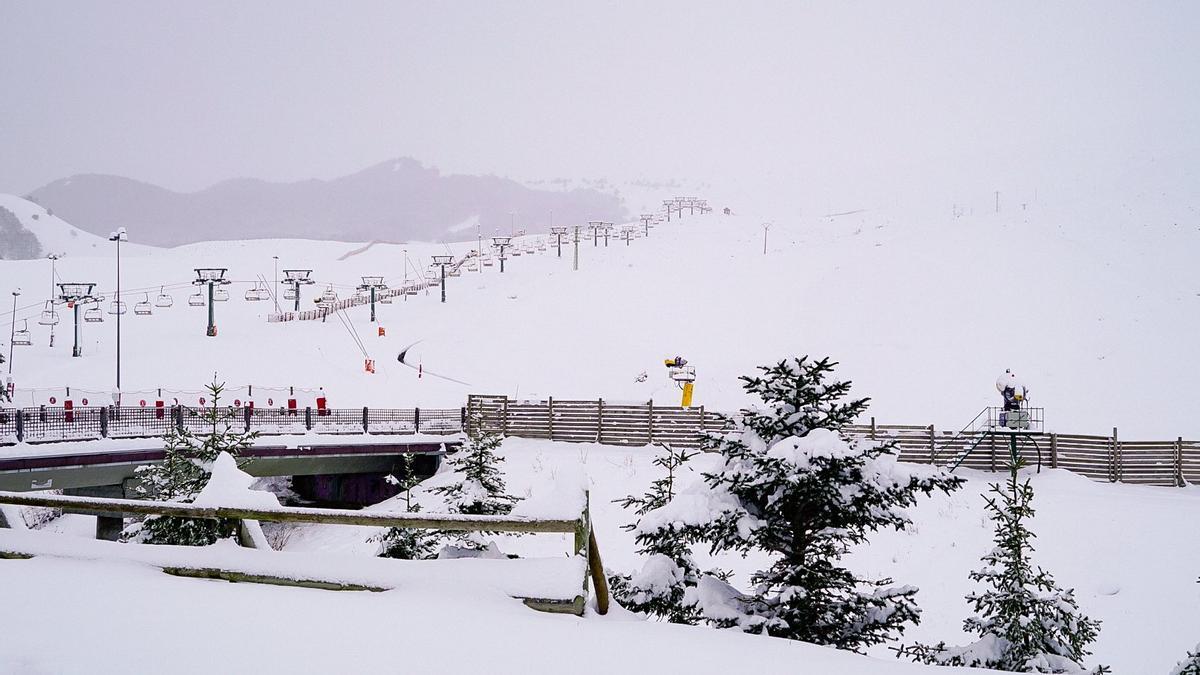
[[895, 462, 1108, 674], [126, 378, 258, 546], [609, 442, 716, 624], [686, 356, 964, 650], [372, 452, 439, 560], [431, 421, 519, 551], [1170, 644, 1200, 675]]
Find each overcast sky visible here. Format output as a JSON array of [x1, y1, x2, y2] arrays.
[[2, 1, 1197, 208]]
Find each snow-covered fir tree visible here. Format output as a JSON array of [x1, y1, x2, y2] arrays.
[[678, 356, 964, 650], [372, 452, 439, 560], [126, 378, 258, 546], [1170, 644, 1200, 675], [609, 442, 719, 624], [895, 462, 1108, 674], [431, 422, 519, 551]]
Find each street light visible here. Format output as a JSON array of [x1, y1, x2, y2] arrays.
[[272, 256, 280, 313], [491, 237, 511, 273], [762, 222, 771, 255], [193, 268, 230, 336], [572, 225, 580, 271], [281, 269, 314, 312], [57, 282, 96, 358], [108, 227, 127, 393], [550, 226, 568, 258], [358, 276, 387, 321], [431, 255, 454, 303]]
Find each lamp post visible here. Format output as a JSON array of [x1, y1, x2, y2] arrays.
[[491, 237, 511, 273], [272, 256, 280, 313], [762, 222, 771, 255], [358, 276, 387, 321], [7, 289, 18, 376], [550, 226, 568, 258], [281, 269, 314, 312], [57, 283, 95, 358], [108, 227, 127, 393], [431, 255, 453, 303], [193, 268, 230, 336]]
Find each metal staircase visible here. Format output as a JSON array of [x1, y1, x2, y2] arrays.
[[941, 406, 1046, 472]]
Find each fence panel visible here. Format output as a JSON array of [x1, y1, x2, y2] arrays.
[[107, 406, 175, 439]]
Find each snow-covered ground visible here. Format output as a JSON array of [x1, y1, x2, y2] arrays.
[[4, 438, 1197, 673], [1, 192, 1197, 438]]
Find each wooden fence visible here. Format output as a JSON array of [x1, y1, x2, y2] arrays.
[[838, 420, 1197, 488], [468, 396, 1197, 488], [466, 395, 729, 448]]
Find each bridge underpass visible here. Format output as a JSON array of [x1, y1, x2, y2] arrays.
[[0, 434, 457, 539]]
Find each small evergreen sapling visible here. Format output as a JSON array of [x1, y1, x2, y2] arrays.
[[686, 357, 964, 650], [1170, 644, 1200, 675], [431, 422, 519, 551], [610, 443, 720, 623], [895, 462, 1108, 674], [126, 378, 258, 546], [372, 452, 439, 560]]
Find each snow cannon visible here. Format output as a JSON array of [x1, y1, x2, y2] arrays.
[[665, 356, 697, 408], [995, 369, 1031, 429]]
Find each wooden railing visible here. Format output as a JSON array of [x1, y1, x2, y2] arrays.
[[0, 489, 608, 615]]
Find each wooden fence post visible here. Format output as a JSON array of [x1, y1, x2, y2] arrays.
[[1050, 433, 1058, 469], [547, 397, 555, 441], [596, 399, 604, 444], [698, 405, 706, 446], [1176, 436, 1185, 487], [414, 408, 421, 434], [928, 424, 936, 463], [647, 400, 654, 445], [870, 416, 876, 441], [501, 398, 509, 437], [1111, 427, 1119, 483], [362, 407, 369, 433]]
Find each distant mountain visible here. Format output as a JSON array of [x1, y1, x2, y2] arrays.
[[27, 158, 626, 247]]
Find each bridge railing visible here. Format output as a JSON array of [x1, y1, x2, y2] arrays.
[[0, 405, 466, 446]]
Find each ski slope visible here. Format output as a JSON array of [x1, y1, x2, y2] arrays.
[[0, 192, 1196, 437]]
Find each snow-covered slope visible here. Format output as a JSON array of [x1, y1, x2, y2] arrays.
[[0, 201, 1195, 438], [0, 193, 118, 258]]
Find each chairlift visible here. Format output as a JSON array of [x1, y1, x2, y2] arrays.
[[404, 284, 418, 296], [38, 301, 59, 326], [378, 293, 393, 304], [482, 257, 494, 267], [319, 286, 338, 303], [12, 320, 32, 346], [155, 287, 174, 308], [283, 286, 298, 301], [213, 288, 230, 302], [84, 305, 104, 322], [134, 293, 153, 316], [108, 300, 127, 315], [188, 292, 205, 307], [244, 282, 270, 302]]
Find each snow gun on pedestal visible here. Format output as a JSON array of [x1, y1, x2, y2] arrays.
[[940, 369, 1046, 472], [664, 356, 696, 408]]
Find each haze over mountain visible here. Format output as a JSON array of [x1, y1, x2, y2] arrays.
[[27, 158, 625, 247]]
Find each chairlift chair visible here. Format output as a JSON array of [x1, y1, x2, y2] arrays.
[[482, 257, 494, 267], [283, 286, 298, 301], [12, 320, 32, 346], [404, 284, 419, 296], [38, 301, 60, 326], [134, 294, 153, 316], [108, 300, 127, 315], [155, 287, 174, 308], [213, 288, 230, 302], [319, 286, 338, 303], [244, 285, 265, 301], [188, 292, 205, 307], [84, 305, 104, 322]]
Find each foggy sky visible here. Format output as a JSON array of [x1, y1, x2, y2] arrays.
[[2, 1, 1198, 209]]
